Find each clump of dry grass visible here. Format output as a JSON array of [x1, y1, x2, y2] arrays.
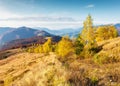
[[11, 53, 70, 86]]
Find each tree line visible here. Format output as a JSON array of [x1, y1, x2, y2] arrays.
[[26, 15, 118, 62]]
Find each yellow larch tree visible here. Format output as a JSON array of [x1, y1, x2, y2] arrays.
[[56, 36, 74, 57], [43, 37, 52, 53], [96, 25, 118, 42]]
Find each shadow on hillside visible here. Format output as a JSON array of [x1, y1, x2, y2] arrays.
[[0, 49, 21, 60]]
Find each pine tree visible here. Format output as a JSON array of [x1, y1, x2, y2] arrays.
[[75, 34, 84, 55], [81, 20, 87, 44], [38, 45, 43, 53], [43, 37, 52, 53], [81, 15, 96, 47], [80, 15, 98, 57], [81, 15, 95, 45], [86, 15, 95, 44]]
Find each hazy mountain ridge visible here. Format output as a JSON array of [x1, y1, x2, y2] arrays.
[[35, 27, 82, 37], [115, 23, 120, 34], [0, 27, 14, 36], [0, 27, 53, 48], [1, 36, 61, 51], [32, 23, 120, 37]]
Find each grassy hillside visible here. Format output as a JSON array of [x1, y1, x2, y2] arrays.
[[0, 37, 120, 86], [94, 37, 120, 64]]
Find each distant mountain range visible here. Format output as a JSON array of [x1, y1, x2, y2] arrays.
[[35, 23, 120, 37], [0, 23, 120, 50], [0, 27, 14, 36], [35, 27, 82, 37], [1, 36, 61, 51], [0, 26, 81, 49], [0, 27, 53, 47]]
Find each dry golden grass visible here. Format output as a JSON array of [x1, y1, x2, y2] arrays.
[[0, 49, 45, 86], [97, 37, 120, 47], [0, 50, 70, 86], [68, 58, 120, 86], [0, 45, 120, 86], [94, 37, 120, 64], [11, 53, 70, 86]]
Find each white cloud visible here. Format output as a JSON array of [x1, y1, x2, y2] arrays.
[[0, 20, 82, 29], [85, 4, 95, 8], [0, 3, 82, 29], [0, 13, 82, 29], [0, 7, 81, 29], [0, 16, 77, 22], [0, 8, 118, 29]]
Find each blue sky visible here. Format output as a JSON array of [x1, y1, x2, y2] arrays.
[[0, 0, 120, 29]]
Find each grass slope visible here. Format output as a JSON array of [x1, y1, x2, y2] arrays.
[[95, 37, 120, 64], [0, 36, 120, 86]]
